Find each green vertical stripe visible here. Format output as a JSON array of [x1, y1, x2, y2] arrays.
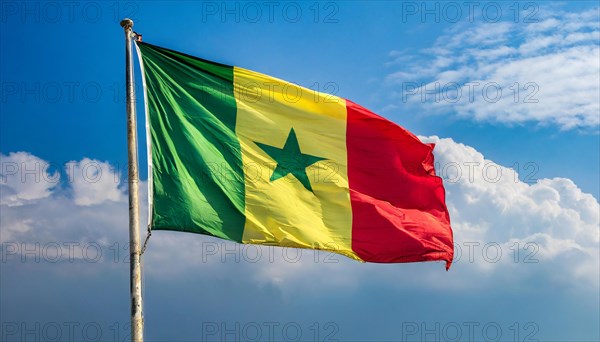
[[137, 42, 245, 242]]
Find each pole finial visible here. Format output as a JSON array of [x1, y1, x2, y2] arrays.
[[120, 18, 134, 30]]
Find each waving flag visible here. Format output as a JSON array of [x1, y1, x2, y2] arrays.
[[136, 42, 454, 269]]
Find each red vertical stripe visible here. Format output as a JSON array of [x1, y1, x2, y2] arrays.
[[346, 100, 453, 269]]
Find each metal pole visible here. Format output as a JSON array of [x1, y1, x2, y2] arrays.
[[120, 18, 143, 342]]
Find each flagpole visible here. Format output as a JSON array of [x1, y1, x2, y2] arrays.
[[120, 18, 144, 342]]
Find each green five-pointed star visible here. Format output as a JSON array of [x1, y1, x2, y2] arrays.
[[255, 128, 326, 192]]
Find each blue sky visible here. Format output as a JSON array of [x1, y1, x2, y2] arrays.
[[1, 1, 599, 341]]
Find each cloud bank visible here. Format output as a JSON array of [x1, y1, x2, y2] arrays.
[[1, 143, 598, 292]]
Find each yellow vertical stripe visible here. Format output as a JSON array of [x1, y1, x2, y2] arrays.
[[233, 67, 360, 261]]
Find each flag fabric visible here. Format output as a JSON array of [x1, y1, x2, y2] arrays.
[[136, 42, 454, 269]]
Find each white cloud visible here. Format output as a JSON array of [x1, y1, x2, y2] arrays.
[[0, 152, 59, 206], [65, 158, 125, 206], [1, 150, 598, 293], [421, 135, 599, 286], [387, 7, 600, 131], [0, 153, 125, 207], [0, 155, 131, 243]]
